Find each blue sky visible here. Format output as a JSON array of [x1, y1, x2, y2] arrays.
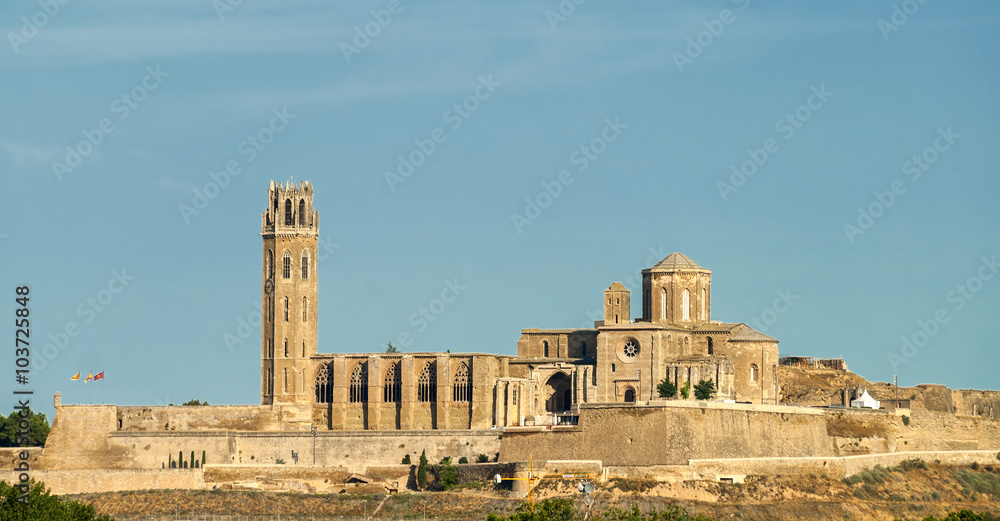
[[1, 1, 998, 419]]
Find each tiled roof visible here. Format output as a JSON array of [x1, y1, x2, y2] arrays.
[[728, 323, 778, 343], [650, 252, 704, 271]]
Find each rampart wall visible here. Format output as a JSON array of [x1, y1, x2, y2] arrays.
[[499, 402, 833, 466]]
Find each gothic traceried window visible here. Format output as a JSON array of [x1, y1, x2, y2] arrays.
[[298, 199, 306, 226], [350, 363, 368, 403], [418, 361, 436, 403], [452, 362, 471, 402], [282, 251, 291, 279], [301, 250, 309, 279], [750, 363, 759, 383], [284, 198, 293, 225], [315, 363, 333, 403], [384, 361, 401, 403]]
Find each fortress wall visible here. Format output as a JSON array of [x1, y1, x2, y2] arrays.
[[117, 404, 310, 432], [896, 410, 1000, 451], [0, 469, 206, 495], [37, 405, 118, 469], [499, 402, 833, 466], [950, 389, 1000, 418], [202, 464, 351, 484], [687, 450, 1000, 482]]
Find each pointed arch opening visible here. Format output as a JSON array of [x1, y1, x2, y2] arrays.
[[284, 198, 293, 225], [418, 361, 437, 402], [315, 363, 333, 403], [350, 363, 368, 403], [682, 288, 691, 321], [383, 361, 401, 403], [452, 362, 471, 402], [301, 250, 309, 279], [298, 199, 306, 226], [282, 251, 291, 279]]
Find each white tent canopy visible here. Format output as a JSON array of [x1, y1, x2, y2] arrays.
[[850, 389, 880, 409]]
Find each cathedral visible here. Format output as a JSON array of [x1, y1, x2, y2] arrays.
[[260, 181, 779, 431]]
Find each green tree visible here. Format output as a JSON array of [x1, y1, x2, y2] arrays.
[[417, 449, 429, 489], [458, 456, 469, 464], [680, 381, 690, 400], [401, 454, 411, 465], [693, 379, 716, 400], [438, 457, 459, 490], [487, 498, 576, 521], [385, 342, 400, 353], [0, 479, 112, 520], [477, 454, 490, 463], [656, 378, 677, 399], [182, 399, 208, 406], [0, 409, 50, 447]]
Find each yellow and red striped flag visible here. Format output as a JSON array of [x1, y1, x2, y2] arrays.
[[84, 372, 93, 383], [70, 372, 80, 381]]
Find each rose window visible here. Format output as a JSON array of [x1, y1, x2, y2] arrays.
[[623, 341, 639, 358]]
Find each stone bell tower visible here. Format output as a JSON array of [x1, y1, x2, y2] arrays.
[[261, 180, 319, 405]]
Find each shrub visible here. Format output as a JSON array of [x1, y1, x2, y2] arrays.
[[902, 415, 910, 426], [275, 458, 285, 464], [458, 456, 468, 464], [401, 454, 411, 465], [694, 379, 716, 400], [894, 459, 928, 472], [680, 381, 690, 400], [954, 469, 1000, 499], [437, 457, 459, 490], [477, 454, 490, 463], [609, 477, 657, 493], [657, 378, 678, 398], [0, 480, 112, 520]]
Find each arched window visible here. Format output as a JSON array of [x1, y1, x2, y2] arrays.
[[384, 362, 401, 403], [750, 364, 759, 383], [350, 363, 368, 403], [624, 388, 635, 403], [315, 363, 333, 403], [543, 341, 549, 357], [284, 297, 288, 321], [611, 363, 616, 373], [452, 362, 471, 402], [661, 288, 667, 320], [298, 199, 306, 226], [301, 250, 309, 279], [707, 337, 714, 355], [266, 250, 273, 278], [282, 251, 291, 279], [701, 288, 707, 321], [418, 361, 436, 402], [302, 297, 308, 321], [682, 289, 690, 321], [284, 198, 293, 225], [283, 339, 288, 357]]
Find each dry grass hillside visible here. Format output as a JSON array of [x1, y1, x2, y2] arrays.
[[67, 460, 1000, 521]]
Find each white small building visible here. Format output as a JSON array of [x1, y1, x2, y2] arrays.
[[850, 389, 880, 409]]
